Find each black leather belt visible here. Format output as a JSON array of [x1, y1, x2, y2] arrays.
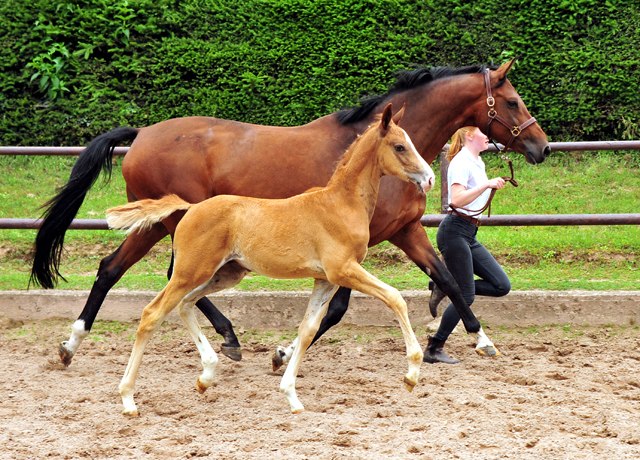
[[448, 210, 481, 227]]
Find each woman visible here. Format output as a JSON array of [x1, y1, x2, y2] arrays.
[[424, 126, 511, 364]]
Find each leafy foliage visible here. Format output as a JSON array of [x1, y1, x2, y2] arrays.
[[1, 0, 639, 145]]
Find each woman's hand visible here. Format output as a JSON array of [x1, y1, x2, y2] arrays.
[[486, 177, 506, 190]]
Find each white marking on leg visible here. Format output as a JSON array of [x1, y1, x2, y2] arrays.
[[62, 320, 89, 355], [280, 280, 338, 413], [276, 337, 298, 367], [474, 327, 494, 349], [178, 303, 218, 391], [471, 327, 500, 357]]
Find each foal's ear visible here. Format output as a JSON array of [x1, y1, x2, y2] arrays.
[[380, 103, 393, 135], [391, 103, 406, 125]]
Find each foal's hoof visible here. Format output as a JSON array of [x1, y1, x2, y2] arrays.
[[403, 376, 417, 392], [272, 347, 286, 372], [221, 344, 242, 362], [122, 409, 139, 417], [196, 377, 209, 394], [475, 344, 501, 358], [59, 342, 74, 367]]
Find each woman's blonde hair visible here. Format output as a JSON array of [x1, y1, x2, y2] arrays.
[[447, 126, 477, 161]]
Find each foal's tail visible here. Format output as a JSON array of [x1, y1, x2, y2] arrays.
[[30, 127, 139, 289], [107, 195, 193, 234]]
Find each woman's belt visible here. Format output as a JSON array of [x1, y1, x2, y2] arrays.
[[448, 210, 481, 227]]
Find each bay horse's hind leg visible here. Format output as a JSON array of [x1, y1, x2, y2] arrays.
[[60, 223, 169, 366], [280, 279, 339, 413], [272, 286, 352, 371], [168, 255, 242, 361]]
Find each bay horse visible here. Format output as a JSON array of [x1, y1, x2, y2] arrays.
[[106, 104, 440, 414], [31, 59, 550, 367]]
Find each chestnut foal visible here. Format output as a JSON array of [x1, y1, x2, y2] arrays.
[[107, 104, 434, 415]]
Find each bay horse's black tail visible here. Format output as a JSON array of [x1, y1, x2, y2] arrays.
[[30, 127, 139, 289]]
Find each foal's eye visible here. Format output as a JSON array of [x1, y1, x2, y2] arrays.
[[395, 145, 406, 153], [507, 100, 518, 108]]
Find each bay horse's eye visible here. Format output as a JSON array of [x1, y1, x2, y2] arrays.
[[395, 145, 406, 153], [507, 100, 518, 108]]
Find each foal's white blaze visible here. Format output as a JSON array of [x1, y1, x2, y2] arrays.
[[62, 320, 89, 355], [403, 132, 435, 192]]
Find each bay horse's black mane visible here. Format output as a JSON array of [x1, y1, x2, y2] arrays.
[[337, 64, 503, 125]]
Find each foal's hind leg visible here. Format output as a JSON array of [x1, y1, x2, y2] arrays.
[[280, 279, 338, 413], [177, 262, 248, 394], [168, 255, 242, 361], [60, 223, 168, 366], [120, 283, 190, 416]]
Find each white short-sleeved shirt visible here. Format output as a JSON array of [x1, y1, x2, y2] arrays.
[[447, 146, 490, 217]]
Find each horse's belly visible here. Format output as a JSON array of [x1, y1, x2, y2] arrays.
[[237, 255, 326, 281]]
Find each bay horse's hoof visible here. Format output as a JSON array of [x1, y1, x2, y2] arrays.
[[475, 344, 501, 358], [59, 342, 74, 367], [403, 376, 417, 392], [272, 347, 286, 372], [221, 344, 242, 362]]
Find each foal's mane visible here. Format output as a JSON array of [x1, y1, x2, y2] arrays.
[[328, 119, 383, 183], [336, 64, 503, 125]]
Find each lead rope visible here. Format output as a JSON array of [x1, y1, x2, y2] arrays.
[[448, 140, 518, 219]]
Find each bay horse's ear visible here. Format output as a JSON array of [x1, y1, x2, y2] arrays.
[[380, 103, 393, 135], [391, 103, 406, 125], [493, 58, 517, 82]]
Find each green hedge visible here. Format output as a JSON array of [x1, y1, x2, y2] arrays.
[[1, 0, 639, 146]]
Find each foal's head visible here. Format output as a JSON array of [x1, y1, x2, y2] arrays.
[[375, 104, 435, 193]]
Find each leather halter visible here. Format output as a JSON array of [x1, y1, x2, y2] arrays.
[[484, 68, 537, 152]]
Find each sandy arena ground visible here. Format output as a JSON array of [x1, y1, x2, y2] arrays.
[[1, 317, 639, 459]]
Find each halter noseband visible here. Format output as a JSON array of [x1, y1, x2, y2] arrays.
[[484, 68, 537, 152]]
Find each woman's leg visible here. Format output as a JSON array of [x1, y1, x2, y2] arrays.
[[425, 217, 476, 363], [470, 239, 511, 297]]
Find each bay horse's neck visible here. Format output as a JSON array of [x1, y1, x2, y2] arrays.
[[324, 132, 383, 221], [386, 74, 484, 163]]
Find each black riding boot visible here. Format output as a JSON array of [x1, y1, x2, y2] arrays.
[[423, 335, 461, 364]]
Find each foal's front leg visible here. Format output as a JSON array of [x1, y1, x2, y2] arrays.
[[272, 286, 352, 371], [280, 279, 338, 413], [328, 262, 423, 391]]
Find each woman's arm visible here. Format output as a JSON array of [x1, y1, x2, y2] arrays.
[[450, 177, 506, 208]]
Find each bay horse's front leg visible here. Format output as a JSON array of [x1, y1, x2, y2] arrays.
[[389, 220, 498, 355], [328, 263, 423, 391], [60, 223, 168, 366], [280, 279, 338, 413], [272, 286, 352, 371]]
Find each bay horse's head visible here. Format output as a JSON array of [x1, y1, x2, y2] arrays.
[[478, 59, 550, 164], [376, 104, 435, 193]]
